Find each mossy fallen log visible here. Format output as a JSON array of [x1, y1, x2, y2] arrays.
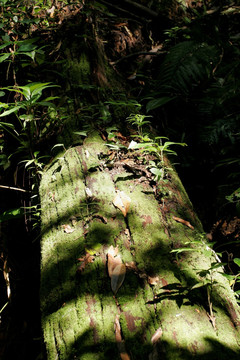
[[40, 131, 240, 360]]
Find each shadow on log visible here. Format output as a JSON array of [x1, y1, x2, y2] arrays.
[[40, 131, 240, 360]]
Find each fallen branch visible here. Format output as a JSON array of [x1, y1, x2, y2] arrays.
[[110, 50, 166, 65], [0, 185, 28, 193], [122, 0, 158, 18]]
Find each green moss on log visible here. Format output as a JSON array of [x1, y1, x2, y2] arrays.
[[40, 131, 240, 359]]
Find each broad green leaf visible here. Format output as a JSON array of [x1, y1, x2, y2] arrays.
[[128, 142, 154, 150], [18, 41, 38, 52], [2, 34, 10, 42], [0, 87, 25, 96], [19, 114, 34, 122], [73, 131, 88, 137], [221, 273, 235, 281], [209, 262, 226, 270], [0, 106, 22, 117], [37, 101, 56, 109], [0, 121, 15, 128], [23, 159, 36, 168], [43, 96, 59, 101], [233, 258, 240, 268], [164, 141, 187, 148], [171, 248, 199, 253], [150, 167, 163, 176], [0, 102, 8, 108], [16, 82, 58, 100], [29, 82, 57, 97], [0, 41, 12, 50], [51, 144, 65, 151], [146, 96, 177, 112], [17, 50, 36, 60], [191, 281, 210, 290], [0, 53, 11, 63], [0, 208, 24, 223]]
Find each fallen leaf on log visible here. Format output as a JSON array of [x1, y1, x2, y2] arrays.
[[114, 315, 131, 360], [172, 216, 194, 230], [111, 263, 126, 294], [125, 261, 138, 273], [114, 314, 122, 342], [62, 224, 75, 233], [113, 190, 131, 217], [107, 246, 126, 294], [151, 327, 163, 344], [77, 253, 95, 273], [147, 275, 159, 286], [108, 253, 122, 278], [85, 187, 92, 197]]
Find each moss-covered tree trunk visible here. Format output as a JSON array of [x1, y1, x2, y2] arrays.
[[39, 5, 240, 359], [40, 130, 240, 360]]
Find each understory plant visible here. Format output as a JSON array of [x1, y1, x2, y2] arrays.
[[171, 236, 240, 305], [127, 112, 187, 181], [0, 81, 60, 228]]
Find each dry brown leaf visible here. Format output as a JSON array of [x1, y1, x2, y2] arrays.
[[113, 190, 131, 217], [120, 353, 131, 360], [151, 327, 163, 344], [107, 245, 121, 277], [107, 246, 126, 294], [147, 275, 159, 286], [108, 245, 119, 257], [3, 259, 11, 299], [114, 315, 131, 360], [77, 253, 95, 273], [62, 224, 75, 233], [114, 315, 122, 342], [111, 264, 126, 294], [116, 132, 127, 141], [108, 253, 122, 278], [172, 216, 194, 230], [125, 261, 138, 273]]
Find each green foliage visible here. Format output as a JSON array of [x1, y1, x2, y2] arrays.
[[0, 81, 60, 188], [142, 5, 240, 218], [171, 235, 240, 303], [0, 207, 24, 222], [127, 111, 187, 181], [127, 113, 152, 137], [146, 40, 219, 113], [0, 37, 45, 65]]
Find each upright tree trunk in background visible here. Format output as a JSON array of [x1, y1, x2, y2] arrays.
[[40, 131, 240, 360]]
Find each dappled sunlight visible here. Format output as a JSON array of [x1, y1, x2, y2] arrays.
[[40, 132, 240, 359]]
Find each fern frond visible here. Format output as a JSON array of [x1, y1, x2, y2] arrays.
[[156, 41, 219, 95]]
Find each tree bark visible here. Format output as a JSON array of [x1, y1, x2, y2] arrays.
[[39, 4, 240, 359], [40, 131, 240, 360]]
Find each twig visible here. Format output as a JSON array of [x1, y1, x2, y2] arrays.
[[122, 0, 158, 18], [111, 50, 166, 65], [97, 0, 150, 22], [0, 301, 9, 314], [207, 285, 217, 331], [0, 185, 28, 193]]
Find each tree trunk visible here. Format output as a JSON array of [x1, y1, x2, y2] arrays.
[[39, 3, 240, 359], [40, 130, 240, 360]]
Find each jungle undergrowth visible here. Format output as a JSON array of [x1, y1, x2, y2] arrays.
[[171, 233, 240, 330], [126, 111, 187, 181]]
